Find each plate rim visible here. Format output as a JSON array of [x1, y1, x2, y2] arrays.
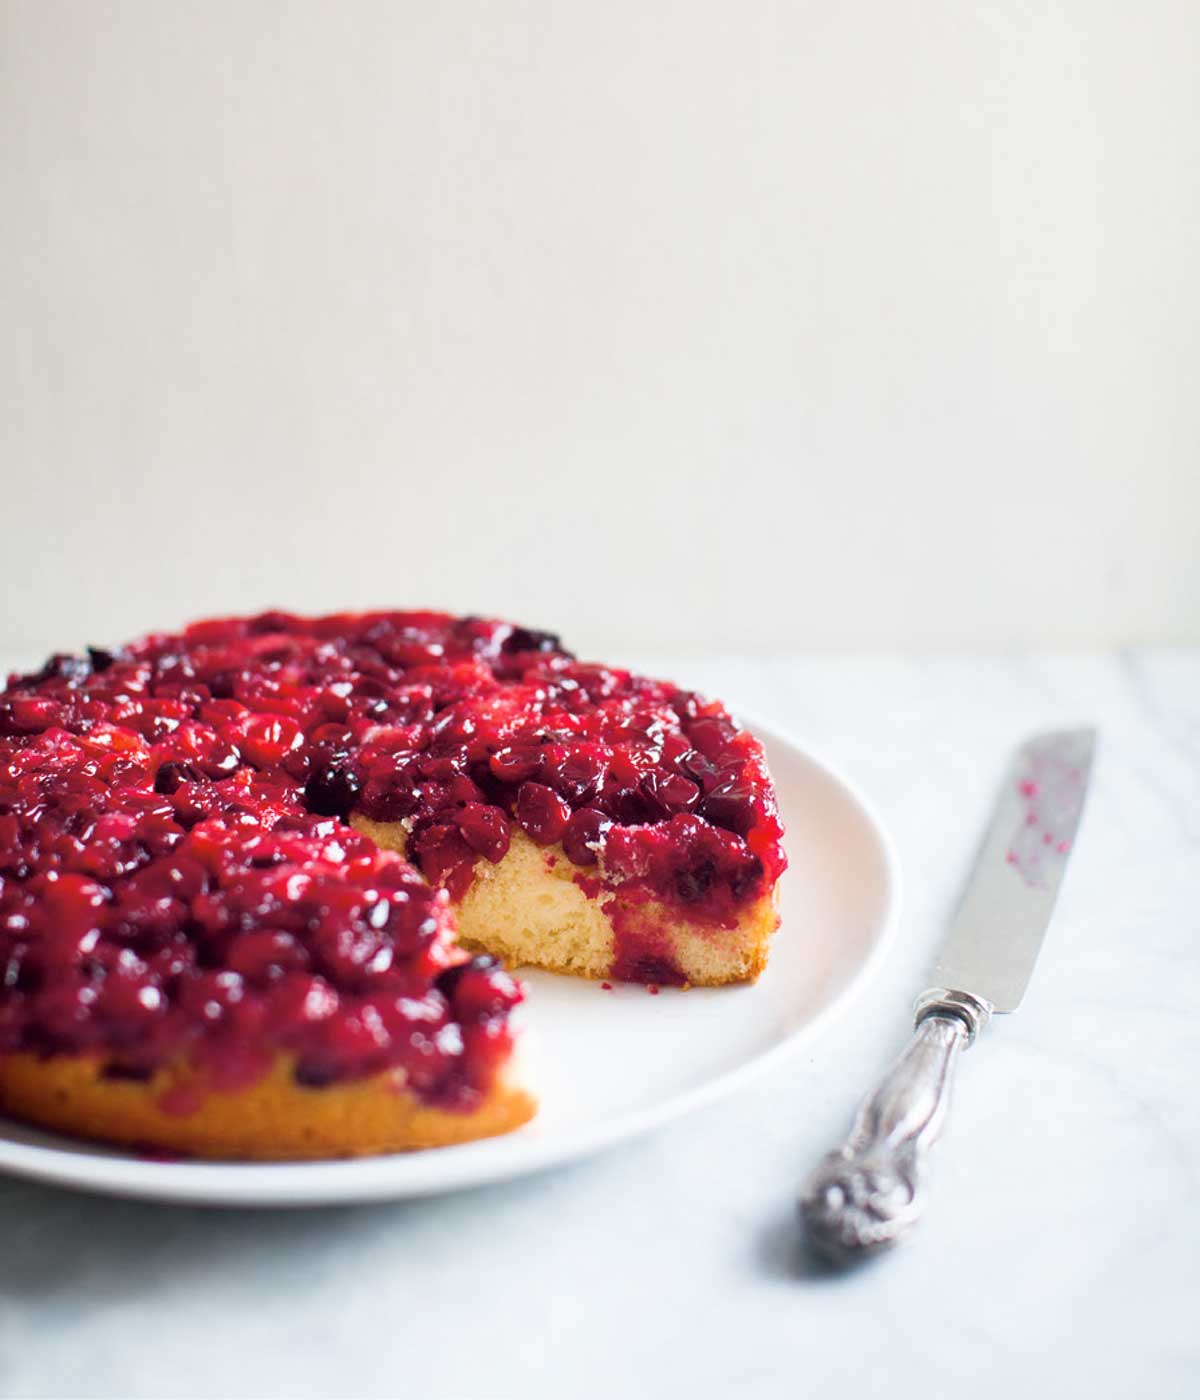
[[0, 719, 902, 1207]]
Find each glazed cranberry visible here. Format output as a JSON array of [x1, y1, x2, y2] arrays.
[[361, 774, 422, 822], [178, 969, 245, 1022], [671, 689, 703, 722], [412, 823, 476, 897], [606, 748, 644, 789], [225, 930, 308, 983], [199, 698, 247, 727], [6, 697, 66, 732], [639, 771, 700, 817], [230, 714, 304, 768], [154, 760, 203, 795], [489, 746, 543, 784], [515, 782, 571, 845], [265, 972, 339, 1035], [607, 786, 649, 825], [417, 747, 469, 781], [40, 874, 108, 940], [437, 955, 522, 1019], [203, 670, 238, 699], [545, 746, 607, 804], [562, 807, 611, 866], [730, 853, 765, 900], [675, 858, 716, 903], [456, 1017, 514, 1082], [613, 953, 686, 988], [676, 748, 718, 788], [94, 958, 166, 1030], [36, 654, 94, 685], [304, 763, 362, 819], [456, 804, 511, 863], [699, 778, 758, 835], [308, 722, 355, 747], [687, 716, 738, 761], [503, 627, 563, 655]]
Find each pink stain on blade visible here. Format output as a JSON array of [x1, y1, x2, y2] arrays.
[[1005, 739, 1087, 890]]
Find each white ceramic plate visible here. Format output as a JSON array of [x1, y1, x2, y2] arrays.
[[0, 723, 899, 1206]]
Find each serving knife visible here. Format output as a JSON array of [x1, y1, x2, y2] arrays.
[[800, 728, 1096, 1264]]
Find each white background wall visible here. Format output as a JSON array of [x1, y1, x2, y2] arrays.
[[2, 1, 1197, 655]]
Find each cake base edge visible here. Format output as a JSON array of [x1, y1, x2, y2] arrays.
[[0, 1052, 536, 1161]]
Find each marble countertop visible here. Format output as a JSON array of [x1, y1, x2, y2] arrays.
[[0, 652, 1196, 1400]]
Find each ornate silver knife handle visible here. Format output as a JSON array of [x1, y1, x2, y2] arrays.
[[800, 989, 992, 1265]]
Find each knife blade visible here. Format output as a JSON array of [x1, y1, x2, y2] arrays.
[[800, 729, 1097, 1265], [934, 728, 1096, 1012]]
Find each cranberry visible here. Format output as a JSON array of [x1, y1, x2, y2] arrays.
[[458, 1011, 512, 1069], [515, 782, 571, 845], [730, 853, 765, 899], [488, 746, 543, 784], [503, 627, 563, 655], [265, 973, 339, 1035], [639, 771, 700, 817], [456, 804, 511, 863], [361, 774, 422, 822], [436, 955, 522, 1019], [687, 716, 738, 760], [154, 761, 203, 795], [563, 808, 611, 866], [545, 745, 608, 804], [607, 786, 649, 825], [6, 697, 66, 732], [412, 823, 476, 898], [304, 763, 362, 819], [225, 930, 307, 983], [230, 714, 304, 768], [671, 689, 703, 722], [699, 778, 758, 835], [178, 969, 245, 1023], [417, 746, 468, 780], [676, 749, 718, 788], [675, 859, 715, 903], [613, 952, 686, 987], [34, 654, 93, 685]]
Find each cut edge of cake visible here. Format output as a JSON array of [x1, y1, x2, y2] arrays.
[[352, 818, 780, 987]]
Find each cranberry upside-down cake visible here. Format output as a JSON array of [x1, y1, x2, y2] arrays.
[[0, 612, 787, 1159]]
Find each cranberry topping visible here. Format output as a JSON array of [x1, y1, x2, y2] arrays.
[[303, 763, 362, 820], [455, 804, 511, 863], [515, 782, 571, 846], [562, 808, 612, 867], [0, 611, 787, 1107]]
